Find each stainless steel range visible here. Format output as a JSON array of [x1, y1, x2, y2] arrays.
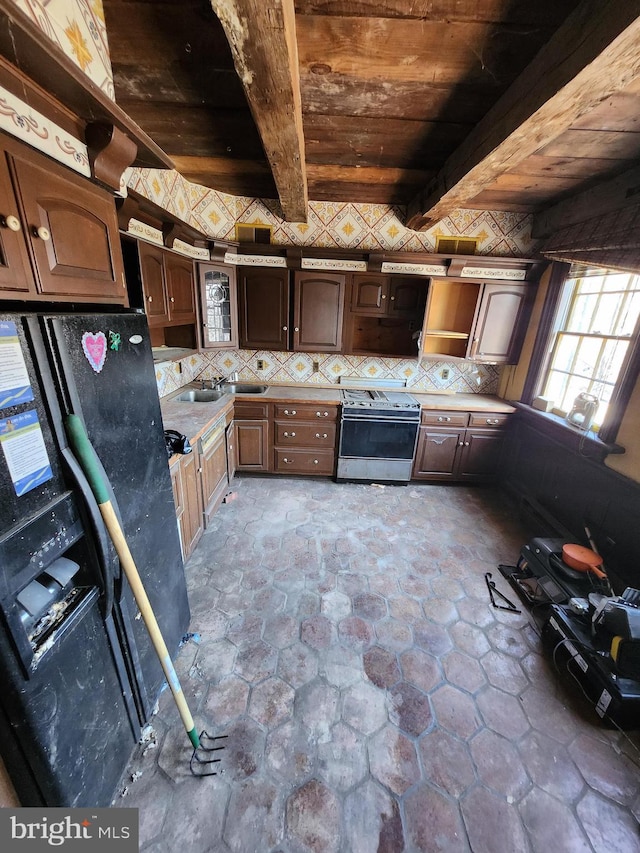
[[337, 388, 421, 483]]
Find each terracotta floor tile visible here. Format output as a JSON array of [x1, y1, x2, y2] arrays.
[[114, 476, 640, 852]]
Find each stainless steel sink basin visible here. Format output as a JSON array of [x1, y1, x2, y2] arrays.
[[224, 383, 268, 394], [175, 389, 225, 403]]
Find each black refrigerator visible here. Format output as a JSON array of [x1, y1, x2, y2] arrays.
[[0, 311, 190, 806]]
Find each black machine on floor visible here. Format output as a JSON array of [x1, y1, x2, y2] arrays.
[[500, 538, 640, 728]]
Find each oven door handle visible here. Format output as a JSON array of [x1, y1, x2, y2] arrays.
[[341, 414, 420, 423]]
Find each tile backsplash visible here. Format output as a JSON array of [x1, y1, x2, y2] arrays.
[[155, 349, 499, 399]]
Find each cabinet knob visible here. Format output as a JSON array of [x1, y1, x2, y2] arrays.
[[458, 441, 464, 446], [486, 418, 499, 425], [381, 294, 386, 299], [313, 459, 319, 464], [316, 411, 329, 417], [390, 296, 395, 300], [294, 327, 299, 332], [283, 457, 293, 464], [170, 297, 175, 303], [464, 441, 470, 446], [284, 409, 296, 416], [283, 431, 296, 437], [147, 296, 153, 302], [3, 215, 21, 232], [316, 433, 328, 439], [282, 326, 288, 331], [34, 225, 51, 241]]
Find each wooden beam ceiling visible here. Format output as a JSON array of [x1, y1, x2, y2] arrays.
[[210, 0, 308, 222], [406, 0, 640, 230]]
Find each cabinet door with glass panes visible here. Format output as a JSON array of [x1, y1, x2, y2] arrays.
[[199, 263, 238, 349]]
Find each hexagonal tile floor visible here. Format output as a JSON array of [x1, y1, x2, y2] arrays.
[[114, 476, 640, 852]]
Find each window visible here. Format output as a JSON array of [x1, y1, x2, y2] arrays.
[[526, 263, 640, 443]]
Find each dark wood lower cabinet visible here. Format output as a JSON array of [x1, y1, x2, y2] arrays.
[[235, 402, 270, 471], [412, 410, 509, 481]]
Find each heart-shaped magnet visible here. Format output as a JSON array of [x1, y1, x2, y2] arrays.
[[81, 331, 107, 373]]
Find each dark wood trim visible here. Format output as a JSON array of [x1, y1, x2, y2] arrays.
[[116, 189, 209, 246], [86, 123, 137, 192], [520, 261, 570, 405], [0, 0, 172, 170]]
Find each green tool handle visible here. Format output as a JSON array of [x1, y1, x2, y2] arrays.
[[66, 415, 110, 504]]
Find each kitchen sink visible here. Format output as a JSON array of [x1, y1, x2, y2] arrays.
[[223, 383, 268, 394], [175, 389, 225, 403]]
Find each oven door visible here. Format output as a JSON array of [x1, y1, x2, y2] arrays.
[[339, 415, 419, 460]]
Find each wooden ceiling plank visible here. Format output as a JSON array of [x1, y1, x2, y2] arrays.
[[533, 162, 640, 238], [210, 0, 308, 222], [406, 0, 640, 230]]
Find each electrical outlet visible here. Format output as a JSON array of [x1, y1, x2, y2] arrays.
[[257, 359, 264, 370], [313, 361, 319, 373], [441, 368, 450, 380]]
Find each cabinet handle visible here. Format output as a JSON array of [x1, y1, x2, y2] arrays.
[[381, 294, 386, 299], [147, 296, 153, 302], [34, 226, 51, 241], [458, 441, 464, 446], [315, 433, 328, 439], [294, 327, 299, 332], [437, 416, 451, 423], [390, 296, 395, 300], [464, 441, 470, 446], [316, 411, 329, 417], [470, 338, 479, 358], [3, 215, 21, 232], [283, 457, 293, 464], [282, 326, 288, 331], [283, 431, 296, 437], [313, 459, 319, 464], [486, 418, 500, 425], [170, 297, 175, 303], [283, 409, 296, 416]]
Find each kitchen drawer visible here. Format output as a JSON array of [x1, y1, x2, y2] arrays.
[[274, 448, 335, 475], [234, 401, 270, 419], [421, 410, 469, 427], [274, 404, 338, 421], [468, 412, 510, 428], [274, 421, 337, 447]]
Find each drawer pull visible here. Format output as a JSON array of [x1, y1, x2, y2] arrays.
[[283, 431, 296, 438], [464, 441, 470, 446], [313, 459, 319, 464], [437, 416, 451, 423], [486, 418, 500, 425], [316, 411, 329, 418], [4, 215, 21, 232], [315, 433, 328, 439], [283, 409, 297, 416], [458, 441, 464, 447], [282, 457, 293, 464], [35, 225, 50, 241]]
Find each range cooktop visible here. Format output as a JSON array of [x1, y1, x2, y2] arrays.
[[341, 388, 420, 411]]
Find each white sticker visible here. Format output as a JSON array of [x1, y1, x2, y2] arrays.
[[595, 689, 612, 717], [0, 409, 52, 495], [564, 640, 588, 672], [0, 321, 34, 409]]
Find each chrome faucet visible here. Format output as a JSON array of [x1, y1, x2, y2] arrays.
[[201, 376, 223, 390], [228, 371, 239, 383]]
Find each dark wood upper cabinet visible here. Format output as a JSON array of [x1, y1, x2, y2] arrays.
[[470, 282, 529, 363], [199, 263, 238, 349], [388, 277, 427, 318], [139, 242, 169, 325], [164, 252, 196, 324], [0, 136, 126, 303], [138, 241, 195, 328], [351, 274, 389, 314], [238, 266, 290, 350], [293, 272, 345, 352]]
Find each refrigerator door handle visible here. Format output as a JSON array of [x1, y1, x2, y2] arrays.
[[60, 446, 115, 619]]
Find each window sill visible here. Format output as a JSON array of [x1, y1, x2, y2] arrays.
[[512, 403, 625, 462]]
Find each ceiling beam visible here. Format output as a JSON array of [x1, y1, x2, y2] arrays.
[[406, 0, 640, 230], [533, 162, 640, 239], [210, 0, 308, 222]]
